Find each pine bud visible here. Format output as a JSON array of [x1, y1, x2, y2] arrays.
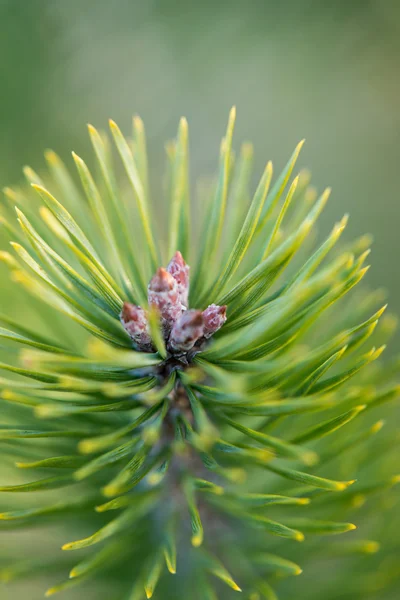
[[120, 302, 153, 352], [167, 251, 190, 308], [148, 267, 183, 334], [202, 304, 227, 338], [169, 310, 204, 352]]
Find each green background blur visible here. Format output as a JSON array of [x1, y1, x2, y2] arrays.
[[1, 0, 400, 348], [0, 2, 399, 598]]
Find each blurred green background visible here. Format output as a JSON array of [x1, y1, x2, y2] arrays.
[[0, 2, 399, 598], [1, 0, 400, 348]]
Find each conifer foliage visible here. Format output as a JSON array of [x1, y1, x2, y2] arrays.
[[0, 109, 398, 599]]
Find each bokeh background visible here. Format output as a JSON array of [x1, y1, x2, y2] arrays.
[[1, 0, 400, 348], [0, 1, 399, 598]]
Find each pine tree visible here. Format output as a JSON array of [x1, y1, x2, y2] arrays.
[[0, 109, 398, 599]]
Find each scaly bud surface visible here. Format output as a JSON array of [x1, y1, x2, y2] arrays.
[[148, 267, 183, 334], [202, 304, 227, 338], [169, 310, 204, 352], [167, 251, 190, 308], [126, 255, 228, 355], [120, 303, 153, 352]]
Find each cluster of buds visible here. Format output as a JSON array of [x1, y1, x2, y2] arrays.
[[120, 252, 227, 355]]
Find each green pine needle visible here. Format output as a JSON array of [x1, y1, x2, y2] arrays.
[[0, 109, 398, 600]]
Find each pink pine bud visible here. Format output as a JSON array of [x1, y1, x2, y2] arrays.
[[148, 267, 183, 333], [120, 302, 153, 352], [202, 304, 227, 338], [169, 310, 205, 352], [167, 251, 190, 308]]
